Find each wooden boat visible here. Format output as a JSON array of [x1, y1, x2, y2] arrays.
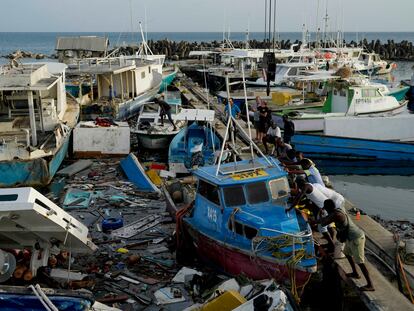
[[0, 63, 79, 187], [168, 110, 221, 174], [132, 92, 185, 149], [292, 133, 414, 162], [67, 56, 162, 121], [171, 157, 317, 286]]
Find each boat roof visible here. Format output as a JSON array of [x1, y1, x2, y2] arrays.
[[0, 63, 60, 91], [193, 157, 287, 186]]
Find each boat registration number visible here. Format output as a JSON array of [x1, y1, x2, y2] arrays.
[[231, 169, 268, 181]]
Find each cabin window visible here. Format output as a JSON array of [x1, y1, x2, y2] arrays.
[[148, 67, 151, 73], [223, 186, 246, 207], [141, 72, 146, 79], [246, 182, 269, 204], [362, 89, 378, 98], [339, 90, 346, 97], [269, 178, 290, 200], [228, 220, 258, 239], [198, 180, 220, 206], [0, 194, 18, 201]]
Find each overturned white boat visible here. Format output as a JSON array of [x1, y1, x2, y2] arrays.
[[0, 187, 96, 283]]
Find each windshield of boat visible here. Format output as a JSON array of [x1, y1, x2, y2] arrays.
[[269, 178, 290, 200], [245, 182, 269, 204], [361, 88, 380, 98], [222, 186, 246, 207], [198, 179, 221, 206]]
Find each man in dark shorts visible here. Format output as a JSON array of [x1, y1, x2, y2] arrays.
[[282, 114, 295, 144], [155, 93, 177, 131], [257, 101, 270, 143]]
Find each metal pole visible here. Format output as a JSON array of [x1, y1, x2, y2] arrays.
[[241, 60, 255, 161], [215, 110, 232, 176], [27, 91, 37, 146]]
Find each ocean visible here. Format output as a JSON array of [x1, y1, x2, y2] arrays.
[[1, 31, 414, 57]]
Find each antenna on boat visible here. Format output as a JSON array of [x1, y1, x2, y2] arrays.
[[129, 0, 135, 43], [138, 22, 153, 56]]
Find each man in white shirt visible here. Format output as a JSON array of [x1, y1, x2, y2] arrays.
[[262, 121, 281, 154]]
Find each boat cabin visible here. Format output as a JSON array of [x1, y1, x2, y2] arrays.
[[323, 80, 402, 115], [67, 56, 162, 119], [0, 63, 71, 159]]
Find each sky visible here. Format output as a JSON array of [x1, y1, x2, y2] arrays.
[[1, 0, 413, 33]]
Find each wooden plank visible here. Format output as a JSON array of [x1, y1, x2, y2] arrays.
[[57, 159, 93, 177]]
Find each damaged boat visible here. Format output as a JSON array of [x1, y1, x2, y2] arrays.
[[172, 155, 317, 287], [0, 62, 79, 187]]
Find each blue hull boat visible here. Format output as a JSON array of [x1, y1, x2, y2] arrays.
[[291, 133, 414, 162], [0, 132, 71, 188], [0, 285, 94, 311], [177, 157, 317, 287], [314, 158, 414, 176], [120, 153, 161, 193], [168, 122, 221, 174], [160, 67, 178, 93]]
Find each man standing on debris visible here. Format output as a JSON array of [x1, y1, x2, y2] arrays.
[[155, 93, 177, 131], [313, 199, 375, 292]]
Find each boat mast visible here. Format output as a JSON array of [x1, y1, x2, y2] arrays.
[[323, 1, 329, 48]]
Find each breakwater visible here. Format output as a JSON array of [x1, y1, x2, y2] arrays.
[[2, 38, 414, 61]]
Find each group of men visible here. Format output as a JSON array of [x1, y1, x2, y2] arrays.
[[283, 155, 375, 292]]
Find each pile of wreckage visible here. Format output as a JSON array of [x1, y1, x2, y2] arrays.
[[0, 155, 297, 310]]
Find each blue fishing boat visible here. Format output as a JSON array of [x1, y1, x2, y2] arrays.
[[168, 113, 221, 174], [176, 157, 317, 287], [291, 133, 414, 161], [0, 63, 79, 188]]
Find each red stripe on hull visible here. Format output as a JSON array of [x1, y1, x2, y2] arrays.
[[188, 226, 311, 287]]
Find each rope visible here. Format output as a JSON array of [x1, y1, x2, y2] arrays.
[[394, 233, 414, 304], [175, 201, 194, 248]]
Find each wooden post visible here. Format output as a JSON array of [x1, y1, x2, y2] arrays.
[[131, 71, 136, 97], [27, 91, 37, 146], [110, 74, 114, 100], [97, 75, 101, 99], [120, 73, 124, 102], [126, 72, 129, 99], [90, 76, 94, 101]]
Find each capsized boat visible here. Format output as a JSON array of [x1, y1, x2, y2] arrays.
[[132, 92, 185, 149], [168, 110, 221, 174], [0, 62, 79, 187], [175, 157, 316, 286]]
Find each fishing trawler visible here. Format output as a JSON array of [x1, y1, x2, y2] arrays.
[[170, 84, 317, 286], [0, 62, 79, 187]]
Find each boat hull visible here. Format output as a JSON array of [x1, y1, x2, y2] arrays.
[[185, 223, 311, 287], [137, 133, 175, 150], [116, 83, 161, 120], [160, 68, 178, 93], [292, 133, 414, 161], [0, 132, 71, 188], [389, 86, 410, 102]]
